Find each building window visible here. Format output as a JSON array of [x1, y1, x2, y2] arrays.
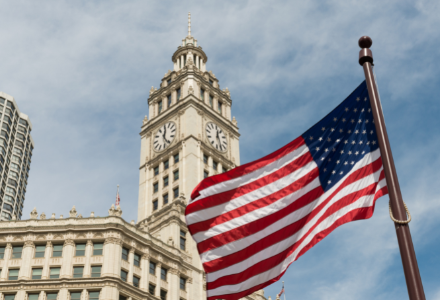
[[160, 267, 167, 281], [28, 295, 39, 300], [32, 268, 42, 279], [173, 187, 179, 199], [46, 294, 57, 300], [200, 88, 205, 101], [177, 88, 181, 101], [12, 246, 22, 258], [153, 182, 158, 193], [222, 166, 226, 173], [70, 293, 81, 300], [75, 244, 86, 256], [119, 296, 127, 300], [91, 266, 101, 278], [209, 79, 214, 86], [180, 277, 186, 290], [149, 284, 156, 295], [180, 230, 186, 251], [121, 247, 129, 261], [204, 170, 209, 178], [203, 154, 208, 164], [121, 269, 128, 281], [164, 160, 169, 170], [160, 290, 167, 300], [89, 292, 100, 300], [167, 94, 172, 107], [163, 193, 169, 205], [158, 100, 163, 113], [209, 94, 213, 107], [173, 170, 179, 181], [133, 275, 140, 287], [0, 246, 5, 258], [53, 245, 63, 257], [134, 253, 141, 267], [153, 200, 158, 211], [93, 243, 103, 256], [167, 78, 171, 85], [50, 267, 60, 278], [154, 166, 159, 176], [35, 245, 46, 258], [213, 161, 218, 171], [4, 295, 16, 300], [149, 261, 156, 275], [8, 269, 19, 280], [73, 266, 84, 278], [174, 153, 179, 163], [163, 176, 169, 187], [218, 101, 222, 114]]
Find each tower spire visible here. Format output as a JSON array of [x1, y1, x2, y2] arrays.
[[188, 12, 191, 37]]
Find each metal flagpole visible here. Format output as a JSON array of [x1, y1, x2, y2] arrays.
[[358, 36, 425, 300]]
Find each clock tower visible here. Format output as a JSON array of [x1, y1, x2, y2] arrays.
[[137, 13, 240, 271]]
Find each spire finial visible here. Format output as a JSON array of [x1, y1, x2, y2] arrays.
[[188, 12, 191, 37]]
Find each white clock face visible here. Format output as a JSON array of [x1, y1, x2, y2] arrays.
[[206, 122, 227, 152], [153, 122, 176, 151]]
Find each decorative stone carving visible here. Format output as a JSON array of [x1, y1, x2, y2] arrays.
[[232, 116, 238, 126], [77, 214, 83, 218], [69, 206, 77, 218], [11, 215, 16, 220], [59, 215, 64, 219], [130, 220, 135, 225], [150, 86, 155, 95], [24, 240, 34, 248], [51, 213, 56, 219], [224, 87, 231, 98], [167, 237, 174, 246], [30, 207, 38, 219], [64, 239, 75, 246], [40, 213, 46, 220], [143, 115, 148, 125], [108, 205, 123, 217], [90, 212, 95, 218], [188, 85, 194, 94], [104, 237, 122, 245]]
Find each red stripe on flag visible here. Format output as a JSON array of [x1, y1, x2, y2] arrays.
[[190, 137, 305, 200]]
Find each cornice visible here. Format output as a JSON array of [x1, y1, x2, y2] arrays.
[[171, 45, 208, 63], [141, 97, 239, 138]]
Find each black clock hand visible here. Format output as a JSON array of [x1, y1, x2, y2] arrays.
[[216, 130, 222, 148]]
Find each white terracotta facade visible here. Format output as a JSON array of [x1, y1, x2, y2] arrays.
[[0, 17, 267, 300]]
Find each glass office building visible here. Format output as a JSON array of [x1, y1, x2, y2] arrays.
[[0, 92, 33, 221]]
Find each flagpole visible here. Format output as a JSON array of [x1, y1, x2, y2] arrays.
[[283, 281, 286, 300], [358, 36, 425, 300]]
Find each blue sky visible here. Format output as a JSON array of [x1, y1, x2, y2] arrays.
[[0, 0, 439, 299]]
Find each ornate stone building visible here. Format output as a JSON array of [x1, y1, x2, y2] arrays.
[[0, 14, 267, 300]]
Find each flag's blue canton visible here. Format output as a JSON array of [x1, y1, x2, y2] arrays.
[[302, 81, 379, 192]]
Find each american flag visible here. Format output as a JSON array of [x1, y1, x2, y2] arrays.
[[116, 185, 120, 206], [278, 286, 285, 297], [185, 81, 388, 300]]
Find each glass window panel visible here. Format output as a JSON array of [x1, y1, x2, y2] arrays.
[[75, 244, 86, 256], [134, 254, 140, 267], [46, 294, 57, 300], [0, 246, 5, 259], [12, 246, 22, 258], [5, 295, 16, 300], [149, 262, 156, 275], [154, 166, 159, 176], [153, 200, 158, 211], [163, 193, 168, 205], [120, 269, 128, 281], [177, 88, 181, 101], [213, 161, 218, 170], [8, 269, 19, 280], [174, 170, 179, 180], [121, 247, 129, 260], [28, 295, 39, 300], [89, 292, 100, 300], [53, 245, 63, 257], [153, 182, 158, 193], [119, 296, 127, 300], [173, 187, 179, 199], [160, 290, 167, 300], [164, 160, 169, 170], [133, 276, 140, 287], [70, 293, 81, 300], [180, 237, 186, 251], [203, 154, 208, 164], [158, 101, 163, 113], [93, 243, 103, 256], [149, 284, 155, 295], [160, 267, 167, 281], [180, 277, 186, 290], [91, 266, 101, 278], [73, 266, 84, 278], [32, 268, 42, 279], [204, 171, 209, 178], [50, 267, 60, 278], [174, 153, 179, 163]]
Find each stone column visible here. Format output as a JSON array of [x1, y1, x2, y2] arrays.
[[127, 248, 135, 285], [169, 269, 179, 300], [172, 88, 177, 105], [81, 289, 88, 300], [181, 54, 184, 67], [83, 240, 93, 278], [15, 290, 26, 300], [204, 89, 209, 105], [0, 243, 12, 281], [41, 241, 52, 279], [60, 239, 75, 278], [58, 288, 69, 299], [140, 254, 149, 291], [156, 263, 162, 297], [38, 291, 45, 300], [100, 285, 119, 300], [102, 237, 122, 278], [18, 240, 34, 279]]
